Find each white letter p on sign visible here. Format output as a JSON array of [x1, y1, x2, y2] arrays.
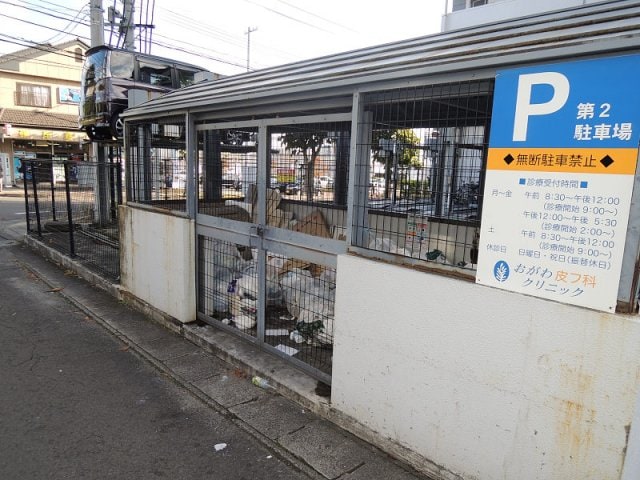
[[513, 72, 570, 141]]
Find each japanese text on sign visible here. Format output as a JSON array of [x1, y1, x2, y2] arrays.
[[574, 102, 633, 141], [478, 54, 640, 312]]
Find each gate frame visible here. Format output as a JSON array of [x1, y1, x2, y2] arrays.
[[192, 112, 351, 383]]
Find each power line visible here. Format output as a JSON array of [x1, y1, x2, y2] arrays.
[[0, 34, 83, 59], [138, 0, 156, 53], [156, 5, 298, 64], [152, 32, 247, 67], [241, 0, 334, 33], [0, 12, 91, 41], [1, 0, 284, 71], [157, 7, 247, 48], [0, 0, 301, 74], [0, 6, 225, 88], [151, 39, 248, 70], [43, 7, 90, 44], [0, 0, 90, 26], [147, 0, 156, 52], [0, 34, 86, 69], [0, 9, 240, 73], [21, 0, 83, 13], [153, 6, 293, 68], [274, 0, 357, 33]]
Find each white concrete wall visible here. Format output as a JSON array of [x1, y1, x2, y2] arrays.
[[332, 254, 640, 480], [120, 206, 196, 323]]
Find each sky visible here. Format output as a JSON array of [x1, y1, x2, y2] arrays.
[[0, 0, 448, 76]]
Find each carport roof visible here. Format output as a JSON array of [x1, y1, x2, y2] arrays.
[[123, 0, 640, 120]]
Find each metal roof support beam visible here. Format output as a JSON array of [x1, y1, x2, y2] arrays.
[[186, 112, 197, 219], [617, 151, 640, 312], [347, 93, 372, 249]]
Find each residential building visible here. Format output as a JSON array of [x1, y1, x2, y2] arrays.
[[0, 39, 89, 188], [443, 0, 607, 31]]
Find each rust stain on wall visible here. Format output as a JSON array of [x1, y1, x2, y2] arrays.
[[556, 364, 596, 465], [558, 399, 596, 460]]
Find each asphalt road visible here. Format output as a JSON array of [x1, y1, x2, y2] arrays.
[[0, 243, 313, 480]]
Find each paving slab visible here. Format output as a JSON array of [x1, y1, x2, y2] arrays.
[[106, 315, 168, 343], [339, 459, 426, 480], [140, 334, 200, 361], [83, 301, 131, 318], [279, 419, 376, 479], [194, 372, 268, 408], [164, 351, 228, 382], [229, 393, 315, 440]]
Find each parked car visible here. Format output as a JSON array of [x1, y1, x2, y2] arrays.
[[284, 182, 301, 195], [222, 174, 241, 190], [371, 178, 385, 189], [271, 176, 288, 192], [316, 176, 334, 189]]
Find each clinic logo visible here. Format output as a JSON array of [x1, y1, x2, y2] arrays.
[[494, 260, 510, 282]]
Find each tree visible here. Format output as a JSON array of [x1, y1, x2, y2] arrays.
[[279, 130, 329, 200], [372, 129, 421, 199], [373, 129, 421, 166]]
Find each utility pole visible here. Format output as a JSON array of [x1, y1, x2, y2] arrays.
[[122, 0, 135, 51], [245, 26, 257, 71], [90, 0, 104, 47], [89, 0, 108, 226]]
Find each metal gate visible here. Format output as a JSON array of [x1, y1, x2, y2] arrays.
[[195, 114, 351, 383]]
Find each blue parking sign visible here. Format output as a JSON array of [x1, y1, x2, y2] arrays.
[[490, 54, 640, 149]]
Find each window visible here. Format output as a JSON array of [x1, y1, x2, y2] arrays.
[[452, 0, 467, 11], [452, 0, 485, 11], [177, 68, 197, 88], [16, 83, 51, 108], [110, 51, 135, 80], [138, 60, 173, 87], [82, 48, 107, 86]]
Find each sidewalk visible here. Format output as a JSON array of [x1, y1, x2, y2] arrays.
[[11, 239, 434, 480], [0, 186, 25, 197]]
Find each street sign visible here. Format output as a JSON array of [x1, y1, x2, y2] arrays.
[[476, 54, 640, 312]]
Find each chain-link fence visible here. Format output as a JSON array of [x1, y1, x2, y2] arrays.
[[125, 117, 188, 213], [23, 159, 122, 281], [352, 80, 494, 270]]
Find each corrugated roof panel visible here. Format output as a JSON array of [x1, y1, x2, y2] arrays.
[[123, 0, 640, 119]]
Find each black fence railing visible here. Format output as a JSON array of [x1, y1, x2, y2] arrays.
[[23, 159, 122, 282]]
